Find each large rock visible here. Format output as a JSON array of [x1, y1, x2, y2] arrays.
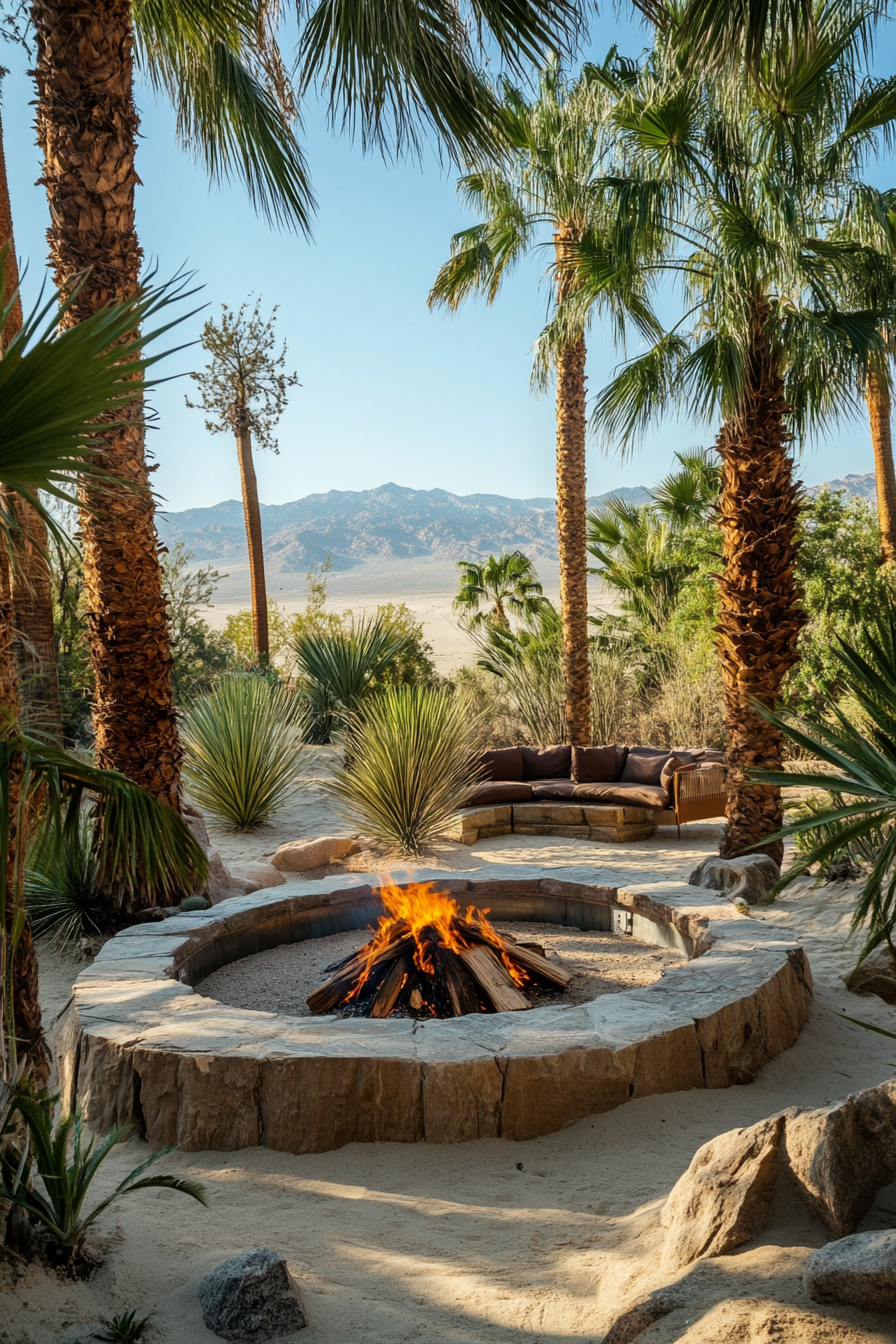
[[203, 849, 241, 904], [782, 1079, 896, 1236], [227, 861, 286, 894], [805, 1230, 896, 1312], [271, 835, 358, 873], [688, 855, 779, 906], [602, 1289, 683, 1343], [182, 803, 211, 849], [661, 1115, 783, 1269], [198, 1247, 307, 1340], [845, 947, 896, 1005]]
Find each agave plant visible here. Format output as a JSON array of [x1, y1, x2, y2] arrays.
[[750, 607, 896, 969], [92, 1312, 153, 1344], [327, 685, 483, 855], [181, 675, 308, 829], [292, 614, 410, 741], [25, 811, 103, 944], [0, 1089, 206, 1259]]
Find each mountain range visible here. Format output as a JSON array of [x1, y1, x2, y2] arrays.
[[157, 473, 878, 570]]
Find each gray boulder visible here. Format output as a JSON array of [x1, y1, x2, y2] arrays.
[[805, 1229, 896, 1312], [688, 854, 780, 906], [601, 1288, 683, 1343], [782, 1079, 896, 1236], [845, 947, 896, 1005], [198, 1248, 307, 1341], [661, 1115, 783, 1269]]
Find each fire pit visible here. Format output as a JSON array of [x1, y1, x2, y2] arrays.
[[54, 865, 814, 1155], [307, 881, 572, 1018]]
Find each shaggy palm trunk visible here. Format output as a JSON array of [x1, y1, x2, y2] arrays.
[[0, 113, 63, 740], [32, 0, 182, 807], [235, 408, 269, 660], [715, 309, 804, 863], [866, 367, 896, 566], [554, 233, 590, 745]]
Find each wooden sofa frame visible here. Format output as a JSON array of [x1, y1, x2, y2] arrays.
[[656, 765, 727, 838]]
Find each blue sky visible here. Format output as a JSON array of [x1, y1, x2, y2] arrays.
[[3, 12, 896, 513]]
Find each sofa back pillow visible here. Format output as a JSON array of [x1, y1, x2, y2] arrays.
[[479, 746, 525, 782], [660, 754, 698, 797], [621, 745, 670, 786], [572, 744, 617, 783], [521, 745, 572, 780]]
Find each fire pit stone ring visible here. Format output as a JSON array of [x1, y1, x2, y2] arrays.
[[54, 866, 813, 1153]]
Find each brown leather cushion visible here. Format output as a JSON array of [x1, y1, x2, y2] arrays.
[[660, 755, 697, 796], [572, 781, 668, 809], [464, 781, 532, 806], [531, 780, 577, 799], [478, 746, 524, 782], [621, 746, 671, 787], [522, 745, 572, 780], [572, 744, 617, 783]]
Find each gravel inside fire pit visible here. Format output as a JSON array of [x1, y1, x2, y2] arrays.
[[195, 921, 685, 1017]]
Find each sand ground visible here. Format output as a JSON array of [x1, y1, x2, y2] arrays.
[[12, 791, 896, 1344]]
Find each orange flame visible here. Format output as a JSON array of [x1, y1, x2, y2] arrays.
[[350, 879, 529, 1002]]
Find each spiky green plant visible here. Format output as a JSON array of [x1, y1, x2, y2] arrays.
[[0, 1090, 206, 1259], [25, 812, 104, 945], [181, 676, 308, 830], [292, 614, 411, 741], [92, 1310, 152, 1343], [327, 686, 483, 855]]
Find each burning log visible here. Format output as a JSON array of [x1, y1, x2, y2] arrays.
[[306, 880, 575, 1020]]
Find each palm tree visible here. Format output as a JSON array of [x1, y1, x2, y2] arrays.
[[0, 269, 207, 1078], [430, 63, 653, 744], [582, 11, 896, 859], [187, 299, 298, 663], [453, 552, 547, 629]]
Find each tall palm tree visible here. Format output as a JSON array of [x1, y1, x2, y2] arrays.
[[454, 552, 547, 629], [430, 63, 654, 744], [27, 0, 582, 805], [582, 10, 896, 859]]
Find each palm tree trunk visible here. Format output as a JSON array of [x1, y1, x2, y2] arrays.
[[0, 550, 48, 1081], [235, 410, 269, 660], [32, 0, 182, 807], [866, 366, 896, 566], [554, 234, 591, 746], [0, 112, 63, 741], [715, 308, 805, 863]]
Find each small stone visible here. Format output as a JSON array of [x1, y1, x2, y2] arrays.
[[602, 1289, 683, 1344], [845, 947, 896, 1005], [688, 855, 779, 906], [227, 861, 287, 894], [805, 1229, 896, 1312], [661, 1115, 783, 1269], [271, 836, 359, 873], [198, 1248, 307, 1341]]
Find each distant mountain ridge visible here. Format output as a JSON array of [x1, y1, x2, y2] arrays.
[[157, 481, 653, 570], [158, 473, 878, 570]]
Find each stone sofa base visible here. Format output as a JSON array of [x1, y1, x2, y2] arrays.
[[446, 801, 658, 845], [53, 868, 813, 1156]]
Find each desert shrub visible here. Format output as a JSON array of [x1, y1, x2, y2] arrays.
[[25, 812, 104, 944], [93, 1311, 153, 1343], [292, 613, 412, 742], [327, 685, 483, 854], [633, 640, 726, 749], [161, 542, 236, 701], [471, 604, 567, 744], [0, 1089, 206, 1263], [181, 675, 308, 829], [451, 665, 525, 747]]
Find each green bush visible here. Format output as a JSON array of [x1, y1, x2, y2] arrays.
[[328, 685, 482, 854], [181, 676, 308, 830], [25, 813, 104, 943], [292, 613, 412, 742]]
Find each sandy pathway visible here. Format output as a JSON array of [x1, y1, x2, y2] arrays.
[[9, 819, 896, 1344]]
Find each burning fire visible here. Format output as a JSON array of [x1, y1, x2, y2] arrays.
[[306, 878, 574, 1020]]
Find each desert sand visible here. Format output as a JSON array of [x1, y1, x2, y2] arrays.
[[10, 785, 896, 1344]]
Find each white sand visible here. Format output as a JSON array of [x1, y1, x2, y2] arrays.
[[10, 798, 896, 1343]]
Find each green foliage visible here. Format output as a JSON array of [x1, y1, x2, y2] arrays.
[[453, 551, 548, 629], [292, 613, 412, 743], [25, 813, 104, 945], [181, 676, 308, 829], [0, 1089, 206, 1258], [92, 1310, 152, 1343], [327, 686, 482, 855], [471, 602, 567, 744], [750, 607, 896, 969], [48, 522, 95, 746], [223, 601, 292, 669], [186, 298, 298, 450], [364, 603, 436, 687], [161, 542, 236, 703]]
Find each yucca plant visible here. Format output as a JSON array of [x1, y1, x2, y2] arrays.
[[92, 1312, 152, 1343], [0, 1090, 206, 1261], [181, 675, 308, 830], [328, 685, 483, 855], [750, 604, 896, 970], [25, 812, 103, 944], [292, 614, 410, 741]]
